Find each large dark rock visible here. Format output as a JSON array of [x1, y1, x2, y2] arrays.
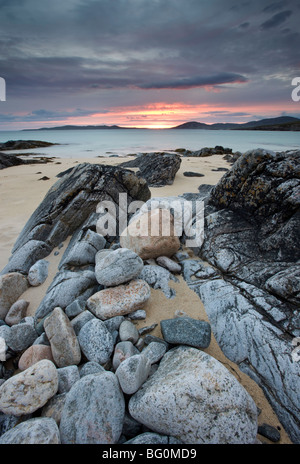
[[180, 149, 300, 443], [0, 140, 56, 151], [119, 152, 181, 187], [1, 163, 151, 276]]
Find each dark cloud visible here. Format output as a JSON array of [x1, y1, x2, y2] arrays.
[[262, 1, 288, 13], [260, 10, 293, 29], [137, 73, 248, 89], [0, 0, 298, 128]]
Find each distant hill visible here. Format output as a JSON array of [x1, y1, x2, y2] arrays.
[[171, 116, 300, 131], [23, 124, 133, 131]]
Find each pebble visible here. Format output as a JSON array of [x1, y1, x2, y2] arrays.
[[6, 321, 38, 352], [4, 299, 30, 326], [71, 310, 95, 335], [112, 341, 140, 371], [127, 309, 147, 320], [156, 256, 182, 273], [28, 259, 49, 286], [0, 272, 29, 320], [44, 307, 81, 367], [57, 365, 80, 393], [119, 320, 139, 344], [78, 318, 114, 365], [120, 208, 180, 259], [65, 299, 86, 318], [142, 341, 167, 364], [79, 361, 105, 378], [125, 432, 169, 444], [18, 344, 54, 371], [258, 423, 281, 442], [0, 360, 58, 416], [160, 316, 211, 349], [86, 279, 151, 320], [41, 392, 67, 425], [116, 354, 151, 395]]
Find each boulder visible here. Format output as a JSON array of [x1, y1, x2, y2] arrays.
[[78, 318, 114, 365], [160, 317, 211, 349], [0, 417, 61, 444], [5, 299, 29, 326], [0, 360, 58, 416], [0, 273, 29, 320], [120, 209, 181, 260], [35, 270, 97, 321], [129, 346, 258, 444], [44, 307, 81, 367], [119, 152, 181, 187], [116, 354, 151, 395], [18, 344, 54, 371], [28, 259, 49, 286], [86, 279, 151, 320], [95, 248, 144, 287], [59, 372, 125, 444]]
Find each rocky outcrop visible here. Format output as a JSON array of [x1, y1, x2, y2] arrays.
[[1, 163, 150, 276], [0, 140, 56, 151], [180, 149, 300, 443], [119, 152, 181, 187]]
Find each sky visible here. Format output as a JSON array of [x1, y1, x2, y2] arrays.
[[0, 0, 299, 129]]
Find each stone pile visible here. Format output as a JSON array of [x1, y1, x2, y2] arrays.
[[0, 238, 260, 444], [0, 152, 298, 444]]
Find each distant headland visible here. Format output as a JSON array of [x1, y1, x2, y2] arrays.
[[22, 116, 300, 131]]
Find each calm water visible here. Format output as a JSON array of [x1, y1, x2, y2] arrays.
[[0, 129, 299, 158]]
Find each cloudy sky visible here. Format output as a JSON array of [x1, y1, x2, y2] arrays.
[[0, 0, 299, 129]]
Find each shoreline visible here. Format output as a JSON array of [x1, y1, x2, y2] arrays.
[[0, 154, 293, 444]]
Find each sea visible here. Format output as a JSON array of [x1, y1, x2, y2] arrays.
[[0, 129, 299, 159]]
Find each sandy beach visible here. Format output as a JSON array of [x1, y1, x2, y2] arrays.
[[0, 154, 292, 444]]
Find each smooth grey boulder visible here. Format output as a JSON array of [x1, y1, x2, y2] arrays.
[[59, 371, 125, 444], [160, 317, 211, 349], [28, 259, 49, 286], [0, 417, 61, 444], [129, 346, 258, 444], [35, 270, 97, 320], [78, 319, 114, 365], [95, 248, 144, 287]]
